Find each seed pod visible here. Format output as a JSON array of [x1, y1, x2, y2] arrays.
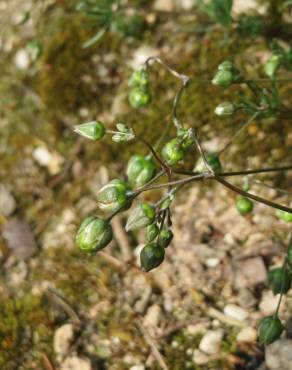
[[268, 267, 292, 295], [258, 316, 284, 345], [129, 87, 151, 108], [74, 120, 105, 140], [158, 229, 173, 248], [195, 152, 222, 173], [276, 210, 292, 223], [140, 243, 165, 272], [236, 196, 254, 216], [97, 179, 132, 213], [218, 61, 235, 71], [161, 138, 186, 166], [146, 224, 159, 242], [214, 102, 235, 116], [264, 54, 283, 78], [128, 67, 149, 88], [126, 155, 156, 188], [126, 202, 156, 231], [212, 61, 241, 87], [76, 216, 113, 252]]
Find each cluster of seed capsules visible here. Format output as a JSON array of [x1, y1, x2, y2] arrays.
[[74, 63, 292, 275]]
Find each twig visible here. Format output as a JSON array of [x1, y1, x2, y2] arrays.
[[137, 320, 169, 370], [207, 307, 246, 327], [111, 216, 131, 260], [41, 354, 55, 370]]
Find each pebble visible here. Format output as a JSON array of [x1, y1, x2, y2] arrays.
[[186, 322, 209, 336], [33, 146, 64, 175], [259, 291, 285, 316], [14, 49, 30, 70], [143, 304, 161, 328], [129, 366, 145, 370], [129, 45, 159, 69], [2, 218, 38, 259], [192, 349, 210, 365], [205, 257, 220, 268], [199, 330, 223, 355], [233, 257, 267, 289], [223, 304, 248, 321], [60, 356, 92, 370], [265, 339, 292, 370], [0, 185, 16, 217], [54, 324, 75, 356], [236, 327, 257, 342]]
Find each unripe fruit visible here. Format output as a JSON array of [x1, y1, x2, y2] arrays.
[[126, 202, 156, 231], [212, 61, 241, 87], [129, 87, 151, 108], [158, 229, 173, 248], [264, 54, 283, 78], [258, 316, 284, 345], [214, 102, 235, 116], [97, 179, 132, 213], [161, 138, 186, 166], [128, 68, 149, 88], [268, 267, 292, 295], [146, 224, 159, 242], [126, 154, 156, 188], [74, 120, 105, 140], [76, 216, 113, 252], [236, 196, 254, 216], [195, 152, 222, 173], [276, 210, 292, 223], [140, 243, 165, 272]]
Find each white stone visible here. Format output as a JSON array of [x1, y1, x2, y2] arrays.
[[236, 327, 257, 342], [265, 339, 292, 370], [129, 46, 159, 69], [129, 365, 145, 370], [186, 322, 209, 336], [54, 324, 75, 356], [192, 349, 210, 365], [223, 304, 248, 321], [205, 258, 220, 268], [33, 147, 52, 167], [154, 0, 174, 12], [0, 185, 16, 217], [61, 356, 91, 370], [14, 49, 30, 70], [143, 304, 161, 328], [199, 330, 223, 355], [259, 291, 284, 316]]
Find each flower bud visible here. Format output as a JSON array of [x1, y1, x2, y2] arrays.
[[268, 267, 291, 295], [140, 243, 165, 272], [195, 152, 222, 173], [126, 202, 156, 231], [276, 210, 292, 223], [126, 155, 156, 188], [258, 316, 284, 345], [264, 54, 283, 78], [214, 102, 235, 116], [158, 229, 173, 248], [161, 138, 186, 166], [74, 120, 105, 140], [146, 224, 159, 242], [129, 87, 151, 108], [128, 67, 149, 88], [212, 61, 241, 87], [97, 179, 132, 213], [76, 216, 113, 252], [236, 196, 254, 216]]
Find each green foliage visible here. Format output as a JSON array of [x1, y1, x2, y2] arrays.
[[236, 196, 254, 216], [198, 0, 233, 26]]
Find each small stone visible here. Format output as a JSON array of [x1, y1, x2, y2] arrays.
[[186, 322, 209, 336], [0, 185, 16, 217], [192, 349, 210, 365], [154, 0, 174, 12], [54, 324, 75, 356], [265, 339, 292, 370], [199, 330, 223, 355], [14, 49, 30, 70], [33, 147, 52, 167], [143, 304, 161, 328], [205, 258, 220, 268], [2, 218, 38, 259], [129, 45, 159, 69], [236, 327, 257, 342], [223, 304, 248, 321], [60, 356, 92, 370], [129, 366, 145, 370], [233, 257, 267, 289], [259, 291, 285, 316]]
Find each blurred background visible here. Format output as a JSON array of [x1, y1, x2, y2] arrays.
[[0, 0, 292, 369]]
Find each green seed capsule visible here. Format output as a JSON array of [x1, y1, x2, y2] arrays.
[[96, 179, 132, 213], [76, 216, 113, 252], [158, 229, 173, 248], [276, 210, 292, 223], [129, 87, 151, 108], [140, 243, 165, 272], [126, 154, 156, 188], [212, 61, 241, 87], [161, 138, 186, 166], [268, 267, 292, 295], [74, 120, 105, 141], [128, 67, 149, 88], [214, 102, 235, 116], [236, 196, 254, 216], [126, 202, 156, 231], [146, 224, 159, 242], [218, 61, 235, 71], [264, 54, 283, 78], [195, 152, 222, 173], [258, 316, 284, 345]]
